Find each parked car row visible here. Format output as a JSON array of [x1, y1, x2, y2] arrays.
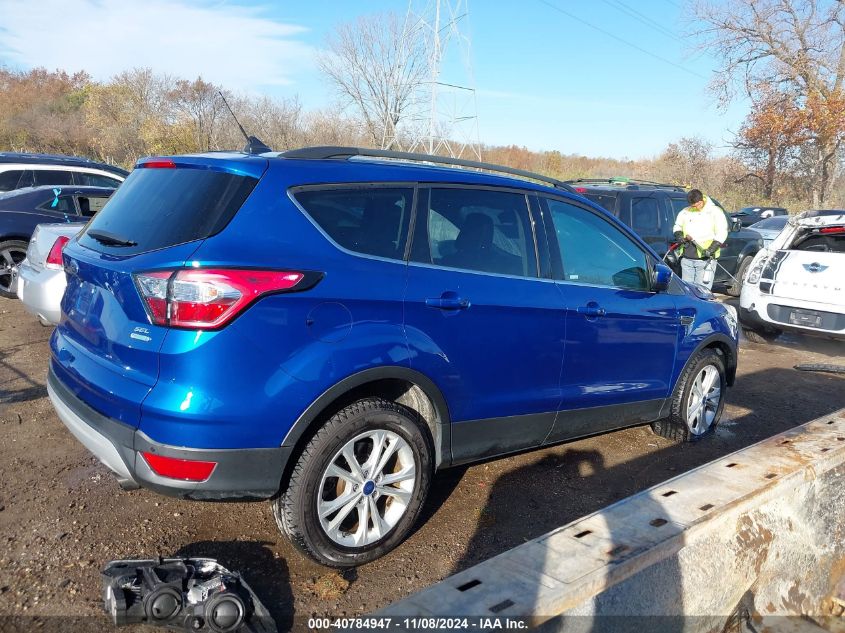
[[731, 205, 788, 227], [0, 185, 115, 298]]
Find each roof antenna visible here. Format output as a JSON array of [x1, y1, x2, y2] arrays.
[[218, 91, 272, 155]]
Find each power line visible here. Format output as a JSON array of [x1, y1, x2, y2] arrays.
[[536, 0, 707, 80], [602, 0, 683, 42]]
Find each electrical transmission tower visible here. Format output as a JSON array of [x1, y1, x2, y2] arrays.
[[404, 0, 481, 160]]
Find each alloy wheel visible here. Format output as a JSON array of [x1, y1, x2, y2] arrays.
[[317, 429, 417, 548], [0, 245, 26, 294], [686, 364, 722, 435]]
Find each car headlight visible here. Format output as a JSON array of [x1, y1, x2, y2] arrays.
[[746, 253, 769, 284]]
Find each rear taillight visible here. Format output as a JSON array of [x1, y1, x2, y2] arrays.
[[134, 268, 312, 329], [820, 226, 845, 234], [45, 236, 71, 269], [141, 452, 216, 481]]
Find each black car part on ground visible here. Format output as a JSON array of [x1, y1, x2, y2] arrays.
[[101, 558, 276, 633]]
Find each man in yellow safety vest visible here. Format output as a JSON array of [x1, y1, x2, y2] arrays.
[[672, 189, 728, 290]]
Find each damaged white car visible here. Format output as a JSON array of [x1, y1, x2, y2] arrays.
[[740, 209, 844, 343]]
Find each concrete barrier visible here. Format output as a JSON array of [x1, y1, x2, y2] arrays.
[[380, 409, 845, 632]]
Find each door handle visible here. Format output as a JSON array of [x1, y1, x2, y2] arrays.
[[425, 296, 470, 310], [577, 303, 606, 318]]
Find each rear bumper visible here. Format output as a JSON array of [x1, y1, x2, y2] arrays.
[[47, 367, 291, 500], [17, 262, 65, 325], [740, 284, 845, 339]]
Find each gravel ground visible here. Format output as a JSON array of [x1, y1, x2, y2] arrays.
[[1, 295, 844, 632]]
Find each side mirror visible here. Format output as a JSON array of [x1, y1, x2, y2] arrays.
[[731, 218, 743, 232], [653, 263, 672, 292]]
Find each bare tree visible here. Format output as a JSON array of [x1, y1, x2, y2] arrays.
[[318, 12, 428, 149], [694, 0, 845, 205], [168, 78, 228, 152]]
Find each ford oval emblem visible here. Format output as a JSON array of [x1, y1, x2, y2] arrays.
[[803, 262, 827, 273]]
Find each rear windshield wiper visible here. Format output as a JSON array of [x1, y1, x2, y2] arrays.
[[87, 229, 138, 247]]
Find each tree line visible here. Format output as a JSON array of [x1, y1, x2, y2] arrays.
[[1, 0, 843, 212]]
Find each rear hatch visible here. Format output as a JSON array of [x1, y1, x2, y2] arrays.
[[768, 224, 844, 305], [52, 156, 266, 427]]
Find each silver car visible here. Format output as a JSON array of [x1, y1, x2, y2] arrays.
[[16, 223, 85, 325], [748, 215, 789, 248]]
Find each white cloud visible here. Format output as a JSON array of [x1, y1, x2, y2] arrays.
[[0, 0, 315, 90]]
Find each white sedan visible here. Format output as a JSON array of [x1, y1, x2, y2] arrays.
[[16, 223, 85, 325], [740, 210, 844, 343]]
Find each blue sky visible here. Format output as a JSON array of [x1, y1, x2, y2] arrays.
[[0, 0, 747, 159]]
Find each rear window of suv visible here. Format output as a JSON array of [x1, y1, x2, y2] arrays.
[[79, 168, 257, 255], [293, 186, 413, 260]]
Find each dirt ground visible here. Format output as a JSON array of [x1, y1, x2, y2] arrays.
[[1, 295, 844, 631]]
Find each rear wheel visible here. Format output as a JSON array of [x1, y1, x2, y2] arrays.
[[273, 398, 432, 567], [725, 257, 751, 297], [742, 327, 782, 344], [0, 240, 27, 299], [652, 348, 726, 442]]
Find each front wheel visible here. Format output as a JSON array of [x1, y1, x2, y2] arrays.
[[273, 398, 432, 567], [742, 327, 782, 344], [652, 348, 726, 442], [725, 257, 751, 297]]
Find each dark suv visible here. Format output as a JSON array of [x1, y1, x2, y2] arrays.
[[48, 148, 738, 567], [567, 179, 764, 296]]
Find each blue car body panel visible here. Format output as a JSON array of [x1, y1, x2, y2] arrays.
[[50, 152, 738, 495]]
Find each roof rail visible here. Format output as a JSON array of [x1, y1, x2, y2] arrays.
[[565, 177, 687, 192], [280, 146, 575, 193]]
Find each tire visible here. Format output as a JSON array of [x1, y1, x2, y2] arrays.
[[0, 240, 28, 299], [742, 327, 782, 344], [651, 348, 726, 443], [725, 257, 751, 297], [273, 398, 433, 567]]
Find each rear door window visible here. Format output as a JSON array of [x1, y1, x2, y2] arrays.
[[411, 187, 538, 278], [0, 170, 24, 192], [668, 196, 688, 218], [293, 186, 413, 260], [32, 170, 74, 186], [74, 172, 123, 187], [77, 195, 110, 217], [79, 167, 257, 255], [37, 193, 76, 214], [628, 196, 662, 233]]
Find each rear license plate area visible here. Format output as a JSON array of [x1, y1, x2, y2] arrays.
[[789, 309, 822, 328]]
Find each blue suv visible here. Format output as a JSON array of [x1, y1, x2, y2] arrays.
[[48, 147, 738, 567]]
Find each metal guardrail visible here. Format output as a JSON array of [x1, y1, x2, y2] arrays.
[[379, 408, 845, 631]]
